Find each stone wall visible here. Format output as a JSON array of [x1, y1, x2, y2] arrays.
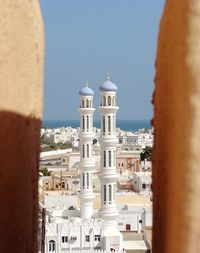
[[153, 0, 200, 252], [0, 1, 44, 252]]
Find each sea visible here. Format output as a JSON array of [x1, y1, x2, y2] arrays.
[[42, 119, 151, 132]]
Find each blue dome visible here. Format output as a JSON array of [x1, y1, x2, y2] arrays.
[[99, 79, 118, 92], [79, 86, 94, 96]]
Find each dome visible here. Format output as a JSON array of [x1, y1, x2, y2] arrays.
[[99, 78, 118, 92], [79, 86, 94, 96]]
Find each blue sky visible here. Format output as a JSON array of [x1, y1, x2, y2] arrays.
[[40, 1, 165, 120]]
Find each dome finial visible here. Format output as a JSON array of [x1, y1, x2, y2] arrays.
[[85, 80, 88, 87], [107, 72, 110, 80]]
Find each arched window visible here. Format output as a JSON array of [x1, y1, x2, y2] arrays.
[[86, 99, 89, 108], [83, 173, 85, 188], [104, 151, 106, 167], [87, 144, 89, 158], [103, 116, 105, 134], [83, 116, 85, 131], [108, 96, 111, 106], [103, 96, 106, 106], [82, 144, 85, 158], [87, 115, 89, 130], [109, 185, 112, 203], [49, 240, 56, 252], [82, 99, 85, 108], [108, 150, 112, 167], [104, 185, 106, 202], [108, 115, 111, 133]]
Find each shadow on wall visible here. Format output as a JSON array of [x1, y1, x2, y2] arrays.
[[0, 111, 41, 252]]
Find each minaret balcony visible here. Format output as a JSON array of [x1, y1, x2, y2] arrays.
[[79, 107, 95, 114], [99, 106, 119, 114], [98, 172, 118, 183]]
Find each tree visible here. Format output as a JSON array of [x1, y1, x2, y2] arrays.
[[40, 167, 51, 176], [140, 146, 152, 161]]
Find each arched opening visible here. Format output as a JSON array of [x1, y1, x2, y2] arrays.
[[48, 240, 56, 252]]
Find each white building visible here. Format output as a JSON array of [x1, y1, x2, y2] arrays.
[[133, 172, 152, 193]]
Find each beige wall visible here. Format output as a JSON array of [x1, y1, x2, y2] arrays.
[[153, 1, 200, 253], [0, 1, 44, 253]]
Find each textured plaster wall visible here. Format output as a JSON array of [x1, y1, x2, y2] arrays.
[[0, 1, 44, 252], [153, 0, 200, 252]]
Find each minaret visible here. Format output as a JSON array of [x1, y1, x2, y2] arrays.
[[99, 76, 123, 252], [78, 83, 95, 219]]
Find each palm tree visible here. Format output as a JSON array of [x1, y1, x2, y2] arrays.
[[140, 146, 152, 161]]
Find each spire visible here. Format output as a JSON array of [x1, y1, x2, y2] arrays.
[[107, 72, 110, 81], [85, 81, 89, 87]]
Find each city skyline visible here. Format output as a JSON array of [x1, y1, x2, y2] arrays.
[[40, 1, 165, 121]]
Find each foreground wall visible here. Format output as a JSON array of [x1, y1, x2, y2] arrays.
[[0, 1, 44, 252], [153, 0, 200, 252]]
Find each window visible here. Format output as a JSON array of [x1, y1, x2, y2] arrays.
[[86, 99, 89, 108], [82, 99, 85, 108], [85, 235, 90, 242], [109, 184, 112, 203], [108, 115, 111, 133], [103, 96, 106, 106], [95, 235, 100, 241], [87, 144, 89, 158], [87, 115, 89, 130], [108, 150, 111, 167], [108, 96, 111, 106], [126, 224, 131, 231], [62, 236, 68, 243], [82, 144, 85, 158], [104, 185, 106, 202], [104, 151, 106, 167], [142, 183, 146, 189], [87, 172, 89, 187], [49, 240, 56, 252], [103, 116, 105, 134], [62, 182, 65, 189], [83, 116, 85, 131]]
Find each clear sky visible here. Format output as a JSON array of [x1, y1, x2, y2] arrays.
[[40, 0, 165, 121]]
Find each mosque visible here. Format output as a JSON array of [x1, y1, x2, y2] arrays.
[[39, 77, 152, 253]]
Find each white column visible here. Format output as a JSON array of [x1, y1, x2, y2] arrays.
[[78, 94, 95, 219], [99, 89, 123, 251]]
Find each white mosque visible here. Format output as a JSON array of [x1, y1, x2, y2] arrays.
[[78, 77, 123, 252], [39, 77, 152, 253]]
